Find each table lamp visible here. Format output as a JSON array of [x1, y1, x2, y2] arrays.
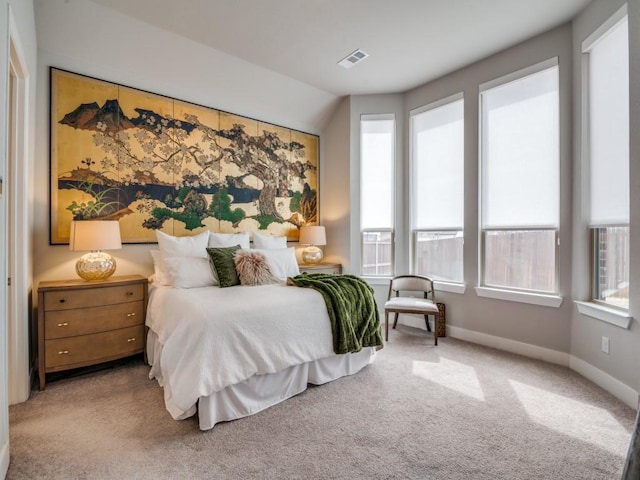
[[69, 220, 122, 281], [299, 226, 326, 265]]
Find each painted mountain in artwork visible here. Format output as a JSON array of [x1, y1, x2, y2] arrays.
[[59, 99, 135, 133], [130, 108, 197, 134], [60, 100, 197, 135], [59, 101, 100, 129]]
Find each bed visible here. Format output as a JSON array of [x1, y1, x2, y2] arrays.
[[145, 231, 379, 430]]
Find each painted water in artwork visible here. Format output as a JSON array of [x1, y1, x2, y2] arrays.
[[50, 68, 318, 244]]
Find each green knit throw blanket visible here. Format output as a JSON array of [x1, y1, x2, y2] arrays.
[[289, 273, 383, 354]]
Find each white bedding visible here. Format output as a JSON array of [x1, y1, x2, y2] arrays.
[[146, 282, 354, 421]]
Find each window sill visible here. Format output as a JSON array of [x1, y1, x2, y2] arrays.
[[475, 287, 563, 308], [574, 301, 632, 329], [434, 281, 466, 295], [363, 277, 466, 293], [362, 276, 392, 286]]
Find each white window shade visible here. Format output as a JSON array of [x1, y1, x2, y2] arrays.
[[412, 98, 464, 229], [361, 116, 394, 229], [588, 16, 629, 227], [481, 65, 559, 229]]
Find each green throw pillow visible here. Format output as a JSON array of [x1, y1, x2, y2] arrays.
[[206, 245, 241, 288]]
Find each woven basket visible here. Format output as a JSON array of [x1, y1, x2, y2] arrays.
[[436, 302, 446, 337]]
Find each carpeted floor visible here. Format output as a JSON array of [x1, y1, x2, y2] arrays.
[[7, 328, 636, 479]]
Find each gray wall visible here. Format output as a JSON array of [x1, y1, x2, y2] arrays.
[[322, 94, 405, 308], [348, 94, 406, 276], [570, 0, 640, 394], [321, 97, 351, 270], [323, 0, 640, 401], [323, 25, 575, 354], [405, 25, 574, 353]]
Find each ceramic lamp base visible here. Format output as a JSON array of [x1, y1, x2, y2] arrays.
[[76, 251, 117, 281], [302, 245, 323, 265]]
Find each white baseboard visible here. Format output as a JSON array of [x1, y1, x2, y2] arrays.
[[0, 439, 9, 480], [396, 316, 568, 365], [570, 356, 639, 410], [441, 324, 638, 410], [446, 325, 571, 366]]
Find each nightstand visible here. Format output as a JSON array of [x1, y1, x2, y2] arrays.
[[298, 263, 342, 274], [37, 274, 148, 390]]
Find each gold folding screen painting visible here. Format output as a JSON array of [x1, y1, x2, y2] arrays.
[[50, 68, 319, 244]]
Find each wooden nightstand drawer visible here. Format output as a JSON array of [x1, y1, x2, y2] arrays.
[[38, 275, 149, 389], [44, 301, 144, 339], [298, 263, 342, 275], [43, 283, 144, 311], [45, 325, 144, 369]]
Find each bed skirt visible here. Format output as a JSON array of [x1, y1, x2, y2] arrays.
[[146, 331, 376, 430]]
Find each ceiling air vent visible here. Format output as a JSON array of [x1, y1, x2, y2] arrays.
[[338, 49, 369, 69]]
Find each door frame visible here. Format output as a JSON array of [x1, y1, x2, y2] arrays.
[[7, 6, 31, 405]]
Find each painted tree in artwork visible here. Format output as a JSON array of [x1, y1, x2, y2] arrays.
[[60, 98, 317, 231], [189, 119, 317, 225], [91, 107, 222, 189]]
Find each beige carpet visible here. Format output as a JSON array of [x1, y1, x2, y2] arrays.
[[8, 328, 636, 479]]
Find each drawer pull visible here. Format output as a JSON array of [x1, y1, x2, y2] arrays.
[[126, 291, 134, 297], [57, 322, 69, 327], [59, 298, 66, 304], [127, 337, 136, 342], [127, 313, 136, 317], [58, 350, 69, 355]]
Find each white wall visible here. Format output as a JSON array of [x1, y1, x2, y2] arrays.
[[1, 0, 36, 476], [0, 2, 9, 474], [7, 0, 36, 408], [32, 0, 340, 289], [570, 0, 640, 397]]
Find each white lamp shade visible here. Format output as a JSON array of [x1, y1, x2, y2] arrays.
[[69, 220, 122, 251], [299, 226, 326, 246]]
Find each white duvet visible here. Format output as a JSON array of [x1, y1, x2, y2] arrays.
[[146, 282, 337, 420]]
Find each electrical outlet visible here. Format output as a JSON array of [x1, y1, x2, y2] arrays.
[[601, 336, 610, 354]]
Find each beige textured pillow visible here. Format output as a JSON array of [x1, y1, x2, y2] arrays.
[[234, 250, 280, 286]]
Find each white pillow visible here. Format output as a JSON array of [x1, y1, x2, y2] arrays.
[[208, 232, 250, 249], [252, 231, 287, 249], [163, 256, 218, 288], [150, 250, 171, 285], [248, 247, 300, 281], [156, 230, 209, 258]]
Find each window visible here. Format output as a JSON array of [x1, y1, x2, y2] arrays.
[[361, 114, 395, 276], [479, 59, 559, 293], [584, 9, 629, 309], [410, 94, 464, 283], [592, 227, 629, 308]]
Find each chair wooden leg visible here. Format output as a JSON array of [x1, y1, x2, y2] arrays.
[[424, 314, 432, 332], [393, 313, 399, 329], [434, 316, 438, 346], [385, 311, 389, 341]]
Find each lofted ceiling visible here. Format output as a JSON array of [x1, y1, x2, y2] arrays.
[[89, 0, 592, 96]]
